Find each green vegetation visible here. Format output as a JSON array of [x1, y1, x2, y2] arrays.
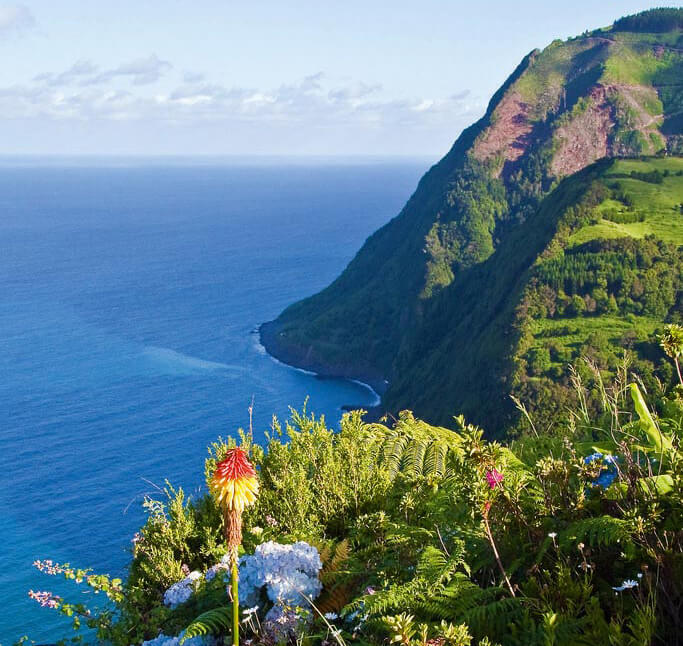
[[611, 8, 683, 33], [23, 10, 683, 645], [25, 351, 683, 645], [262, 9, 683, 433]]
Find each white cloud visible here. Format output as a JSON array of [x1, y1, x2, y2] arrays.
[[182, 71, 205, 84], [0, 4, 35, 37], [34, 60, 100, 86], [86, 54, 173, 86], [0, 60, 483, 153], [35, 55, 173, 88]]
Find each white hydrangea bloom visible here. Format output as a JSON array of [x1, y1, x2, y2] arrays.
[[238, 541, 323, 606], [163, 571, 203, 608]]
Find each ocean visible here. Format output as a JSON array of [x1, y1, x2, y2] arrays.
[[0, 158, 427, 643]]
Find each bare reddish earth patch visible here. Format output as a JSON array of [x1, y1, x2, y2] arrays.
[[473, 91, 534, 166], [551, 86, 615, 178]]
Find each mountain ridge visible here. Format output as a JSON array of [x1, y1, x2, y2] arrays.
[[261, 9, 683, 432]]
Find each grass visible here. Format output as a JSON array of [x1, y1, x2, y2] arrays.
[[529, 315, 661, 372], [532, 315, 660, 343], [601, 41, 673, 85], [567, 157, 683, 247]]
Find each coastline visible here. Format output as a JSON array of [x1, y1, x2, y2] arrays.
[[257, 321, 386, 420]]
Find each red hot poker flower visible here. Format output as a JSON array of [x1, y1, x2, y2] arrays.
[[486, 468, 504, 489], [211, 447, 259, 513]]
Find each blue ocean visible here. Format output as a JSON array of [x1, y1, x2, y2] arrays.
[[0, 158, 426, 643]]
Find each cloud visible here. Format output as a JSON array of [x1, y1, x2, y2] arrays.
[[182, 71, 205, 84], [0, 4, 35, 37], [35, 55, 173, 88], [86, 54, 173, 86], [34, 60, 100, 87], [0, 62, 482, 141]]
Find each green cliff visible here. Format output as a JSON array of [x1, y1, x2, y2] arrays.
[[261, 9, 683, 431]]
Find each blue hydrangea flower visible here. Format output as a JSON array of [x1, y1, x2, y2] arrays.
[[163, 571, 202, 608], [237, 541, 323, 607], [141, 631, 216, 646], [584, 453, 619, 488]]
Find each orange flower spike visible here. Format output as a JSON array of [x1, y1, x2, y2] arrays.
[[211, 447, 259, 512]]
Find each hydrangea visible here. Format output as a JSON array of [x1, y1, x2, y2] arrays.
[[584, 453, 619, 488], [261, 604, 312, 643], [205, 554, 230, 582], [238, 541, 323, 606], [141, 631, 216, 646], [163, 571, 202, 608]]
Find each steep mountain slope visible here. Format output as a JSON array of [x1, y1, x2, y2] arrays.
[[388, 156, 683, 430], [261, 9, 683, 431]]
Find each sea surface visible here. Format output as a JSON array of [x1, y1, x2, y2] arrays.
[[0, 158, 427, 643]]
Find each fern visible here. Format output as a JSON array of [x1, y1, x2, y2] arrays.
[[180, 606, 231, 643], [371, 412, 464, 481], [560, 516, 633, 552], [312, 538, 355, 614]]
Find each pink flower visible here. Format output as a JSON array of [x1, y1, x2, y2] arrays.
[[486, 468, 504, 489], [32, 560, 64, 576], [28, 590, 61, 609]]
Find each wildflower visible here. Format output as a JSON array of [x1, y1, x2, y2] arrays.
[[211, 447, 259, 646], [485, 468, 504, 489], [28, 590, 61, 609], [211, 447, 259, 567], [32, 560, 64, 576], [211, 448, 259, 513], [612, 579, 638, 592], [584, 453, 619, 488]]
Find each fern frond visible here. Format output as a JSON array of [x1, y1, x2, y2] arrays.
[[560, 516, 632, 551], [326, 539, 350, 577], [372, 417, 463, 482], [181, 606, 231, 643], [460, 596, 525, 638], [317, 583, 354, 614]]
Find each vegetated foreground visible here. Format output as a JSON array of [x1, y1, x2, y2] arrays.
[[20, 8, 683, 646], [26, 336, 683, 646], [261, 8, 683, 433]]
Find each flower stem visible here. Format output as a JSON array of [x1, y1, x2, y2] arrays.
[[232, 559, 239, 646], [483, 514, 516, 597]]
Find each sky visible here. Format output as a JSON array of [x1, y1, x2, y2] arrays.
[[0, 1, 673, 156]]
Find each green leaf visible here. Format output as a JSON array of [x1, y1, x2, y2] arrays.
[[629, 383, 672, 453], [639, 474, 674, 495]]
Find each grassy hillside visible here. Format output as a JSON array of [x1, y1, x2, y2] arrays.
[[386, 157, 683, 432], [261, 9, 683, 432]]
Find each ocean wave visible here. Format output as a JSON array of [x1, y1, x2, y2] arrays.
[[251, 330, 381, 406], [140, 346, 238, 375]]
